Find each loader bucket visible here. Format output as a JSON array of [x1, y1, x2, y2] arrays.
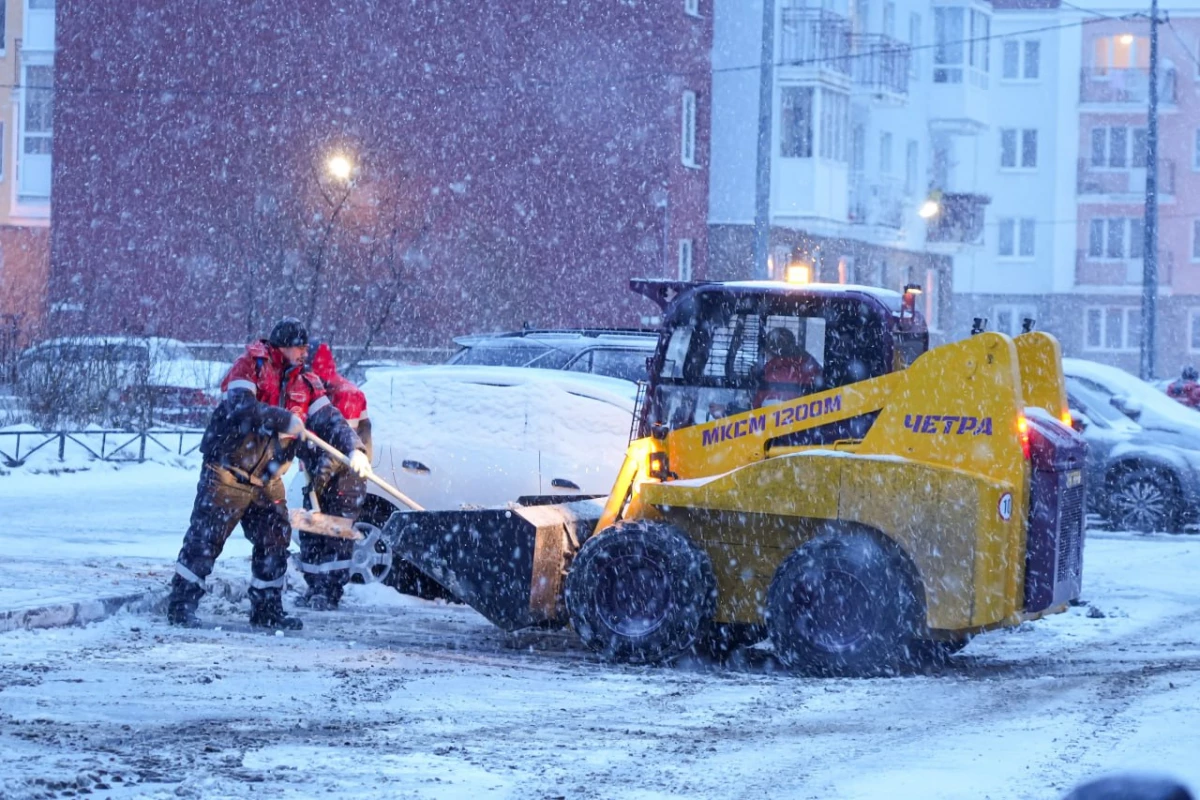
[[382, 498, 606, 631]]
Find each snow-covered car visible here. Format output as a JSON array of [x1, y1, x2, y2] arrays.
[[1063, 359, 1200, 443], [446, 328, 659, 383], [17, 336, 226, 427], [286, 365, 637, 587], [1066, 376, 1200, 532]]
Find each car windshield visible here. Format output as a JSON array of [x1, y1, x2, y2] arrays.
[[449, 343, 554, 367], [566, 348, 650, 382], [1066, 379, 1138, 431]]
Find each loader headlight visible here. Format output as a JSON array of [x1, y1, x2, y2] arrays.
[[648, 451, 671, 481]]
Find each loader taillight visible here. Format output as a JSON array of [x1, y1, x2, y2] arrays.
[[1018, 414, 1031, 460], [1060, 409, 1072, 428]]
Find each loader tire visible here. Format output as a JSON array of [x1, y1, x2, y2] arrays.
[[565, 520, 716, 664], [766, 529, 923, 677]]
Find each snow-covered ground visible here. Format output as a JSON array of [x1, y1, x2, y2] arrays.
[[2, 463, 1200, 799]]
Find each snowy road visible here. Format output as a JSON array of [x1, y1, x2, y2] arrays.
[[2, 466, 1200, 798], [3, 531, 1200, 800]]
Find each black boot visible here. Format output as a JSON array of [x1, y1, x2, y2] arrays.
[[166, 575, 205, 628], [248, 588, 303, 631]]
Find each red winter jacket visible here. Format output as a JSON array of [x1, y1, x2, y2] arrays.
[[200, 341, 360, 483], [756, 353, 824, 407], [309, 343, 368, 423], [1166, 379, 1200, 410]]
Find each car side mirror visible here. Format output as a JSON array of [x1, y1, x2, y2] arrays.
[[1069, 410, 1090, 432], [1111, 394, 1143, 421]]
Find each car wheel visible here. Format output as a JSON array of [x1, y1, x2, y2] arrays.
[[359, 497, 456, 601], [766, 528, 924, 677], [1108, 467, 1179, 533]]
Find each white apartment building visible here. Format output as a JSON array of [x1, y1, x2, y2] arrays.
[[713, 0, 1200, 375]]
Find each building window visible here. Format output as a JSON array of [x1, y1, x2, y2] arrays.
[[1088, 218, 1143, 260], [1092, 126, 1146, 169], [684, 0, 700, 16], [1093, 35, 1149, 71], [1084, 306, 1141, 351], [992, 304, 1038, 337], [880, 132, 893, 173], [909, 13, 921, 79], [0, 2, 5, 50], [969, 9, 990, 80], [998, 217, 1035, 258], [780, 87, 813, 158], [905, 140, 918, 195], [678, 239, 694, 280], [933, 7, 964, 83], [1000, 128, 1037, 169], [681, 90, 697, 167], [1002, 40, 1040, 80], [1189, 309, 1200, 352], [883, 1, 896, 37], [0, 122, 4, 182], [1193, 220, 1200, 261], [818, 90, 849, 161], [1194, 129, 1200, 170]]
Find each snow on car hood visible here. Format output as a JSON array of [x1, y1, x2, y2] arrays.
[[361, 365, 637, 459], [1063, 358, 1200, 440]]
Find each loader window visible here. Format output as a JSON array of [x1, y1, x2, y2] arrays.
[[650, 292, 893, 433]]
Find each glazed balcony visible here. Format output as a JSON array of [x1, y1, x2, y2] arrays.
[[925, 192, 990, 247], [1076, 158, 1175, 200], [1079, 67, 1177, 106], [779, 8, 852, 83], [850, 34, 910, 101]]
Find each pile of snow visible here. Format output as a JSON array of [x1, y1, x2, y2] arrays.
[[0, 423, 203, 474]]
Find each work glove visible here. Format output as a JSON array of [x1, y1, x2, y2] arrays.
[[348, 450, 372, 479], [282, 414, 305, 440]]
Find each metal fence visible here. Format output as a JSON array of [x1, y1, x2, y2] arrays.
[[0, 429, 205, 467]]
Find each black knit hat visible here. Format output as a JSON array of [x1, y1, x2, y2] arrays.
[[269, 317, 309, 348]]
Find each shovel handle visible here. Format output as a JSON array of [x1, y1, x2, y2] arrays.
[[303, 431, 425, 512]]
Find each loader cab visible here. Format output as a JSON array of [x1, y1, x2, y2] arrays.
[[642, 282, 927, 436]]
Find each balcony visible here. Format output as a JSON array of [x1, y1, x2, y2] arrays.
[[779, 8, 852, 84], [849, 34, 911, 102], [1079, 67, 1177, 106], [925, 192, 990, 247], [1077, 159, 1175, 200], [1075, 249, 1174, 287], [848, 176, 904, 230]]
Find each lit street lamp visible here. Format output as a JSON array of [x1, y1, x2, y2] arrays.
[[918, 199, 940, 219], [327, 154, 354, 182]]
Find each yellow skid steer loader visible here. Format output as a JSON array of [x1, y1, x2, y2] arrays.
[[384, 280, 1087, 675]]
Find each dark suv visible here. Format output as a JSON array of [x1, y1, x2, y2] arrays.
[[445, 328, 659, 383]]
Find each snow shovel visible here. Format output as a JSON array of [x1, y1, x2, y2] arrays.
[[301, 430, 425, 512], [288, 431, 425, 545]]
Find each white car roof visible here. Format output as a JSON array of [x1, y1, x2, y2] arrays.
[[363, 364, 639, 410]]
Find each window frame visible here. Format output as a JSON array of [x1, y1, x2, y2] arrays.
[[678, 238, 694, 281], [681, 90, 698, 168], [997, 217, 1036, 259], [1087, 217, 1144, 261], [1082, 306, 1141, 352], [684, 0, 700, 16], [1092, 126, 1147, 170], [999, 128, 1038, 170], [1189, 308, 1200, 353], [780, 86, 814, 159], [1001, 39, 1041, 81]]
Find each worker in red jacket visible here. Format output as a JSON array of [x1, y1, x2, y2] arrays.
[[166, 318, 369, 630], [295, 342, 374, 610], [1166, 366, 1200, 410], [755, 327, 824, 407]]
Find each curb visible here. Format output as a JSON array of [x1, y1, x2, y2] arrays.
[[0, 590, 163, 634]]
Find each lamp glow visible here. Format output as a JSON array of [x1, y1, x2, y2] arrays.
[[327, 154, 354, 181]]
